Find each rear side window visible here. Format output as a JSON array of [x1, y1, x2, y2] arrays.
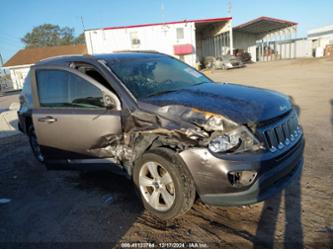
[[21, 71, 33, 108], [36, 70, 105, 108]]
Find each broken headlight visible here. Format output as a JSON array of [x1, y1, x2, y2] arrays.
[[205, 115, 224, 131], [182, 108, 238, 132], [209, 126, 261, 153], [209, 134, 240, 153]]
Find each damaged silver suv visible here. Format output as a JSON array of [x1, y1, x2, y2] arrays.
[[18, 52, 304, 220]]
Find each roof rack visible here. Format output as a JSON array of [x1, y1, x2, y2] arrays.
[[39, 54, 86, 62], [112, 50, 160, 54]]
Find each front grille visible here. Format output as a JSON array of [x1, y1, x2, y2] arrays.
[[259, 112, 302, 152]]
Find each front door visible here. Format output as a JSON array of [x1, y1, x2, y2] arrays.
[[31, 66, 122, 164]]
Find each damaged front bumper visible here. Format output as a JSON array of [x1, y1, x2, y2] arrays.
[[179, 136, 304, 206]]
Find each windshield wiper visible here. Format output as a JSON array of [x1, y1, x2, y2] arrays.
[[193, 81, 210, 86]]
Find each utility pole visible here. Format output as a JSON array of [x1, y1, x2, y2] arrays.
[[0, 52, 4, 67], [227, 0, 234, 54], [80, 16, 86, 31], [161, 2, 165, 21]]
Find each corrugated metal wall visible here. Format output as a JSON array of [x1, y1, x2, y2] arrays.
[[201, 32, 230, 58]]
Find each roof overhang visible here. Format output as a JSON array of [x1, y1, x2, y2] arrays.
[[3, 45, 87, 68], [234, 16, 297, 34], [308, 24, 333, 38], [98, 17, 232, 31], [3, 64, 33, 70]]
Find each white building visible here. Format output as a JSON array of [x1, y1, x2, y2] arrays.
[[85, 16, 305, 65], [3, 44, 87, 90], [308, 24, 333, 57], [85, 17, 233, 67]]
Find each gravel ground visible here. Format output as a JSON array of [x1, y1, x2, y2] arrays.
[[0, 57, 332, 249]]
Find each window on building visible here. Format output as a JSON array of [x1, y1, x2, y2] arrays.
[[130, 32, 141, 48], [176, 28, 184, 40], [36, 70, 104, 108]]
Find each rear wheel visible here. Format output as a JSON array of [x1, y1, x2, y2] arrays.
[[133, 148, 196, 220], [28, 126, 45, 163]]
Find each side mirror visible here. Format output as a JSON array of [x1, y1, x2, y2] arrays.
[[103, 94, 116, 110]]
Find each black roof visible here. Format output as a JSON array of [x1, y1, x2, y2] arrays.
[[35, 51, 164, 66]]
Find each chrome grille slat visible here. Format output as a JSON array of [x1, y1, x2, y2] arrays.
[[259, 112, 301, 152], [275, 126, 285, 142], [268, 129, 279, 148], [282, 123, 290, 138]]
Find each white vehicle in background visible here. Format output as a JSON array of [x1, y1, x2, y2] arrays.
[[0, 68, 13, 93], [204, 55, 245, 70]]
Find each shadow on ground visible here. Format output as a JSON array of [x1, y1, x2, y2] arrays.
[[254, 98, 303, 249], [0, 98, 319, 249]]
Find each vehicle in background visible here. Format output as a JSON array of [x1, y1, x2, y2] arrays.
[[234, 49, 252, 63], [204, 55, 245, 70], [0, 69, 13, 93]]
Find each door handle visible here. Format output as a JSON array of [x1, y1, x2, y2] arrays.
[[38, 116, 57, 123]]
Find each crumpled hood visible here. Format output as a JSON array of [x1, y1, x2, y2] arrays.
[[141, 83, 292, 124]]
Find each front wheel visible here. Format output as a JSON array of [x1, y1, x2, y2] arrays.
[[133, 148, 196, 220]]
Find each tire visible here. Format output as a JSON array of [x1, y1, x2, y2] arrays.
[[133, 148, 196, 220], [28, 126, 45, 163]]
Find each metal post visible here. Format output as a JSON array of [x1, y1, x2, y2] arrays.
[[289, 28, 292, 59], [229, 20, 234, 54], [214, 36, 217, 57], [294, 26, 297, 58], [282, 30, 285, 59], [218, 35, 220, 57], [261, 38, 265, 61], [273, 32, 276, 61], [223, 33, 226, 55], [266, 36, 269, 62]]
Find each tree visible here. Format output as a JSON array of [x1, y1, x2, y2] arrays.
[[21, 24, 85, 48], [73, 33, 85, 45]]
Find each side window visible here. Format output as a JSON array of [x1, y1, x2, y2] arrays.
[[21, 71, 33, 108], [36, 70, 105, 108], [130, 32, 141, 49], [68, 73, 105, 108], [176, 28, 184, 40]]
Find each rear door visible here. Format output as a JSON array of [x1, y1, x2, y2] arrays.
[[31, 66, 123, 164]]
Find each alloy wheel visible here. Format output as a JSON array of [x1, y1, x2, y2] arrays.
[[139, 161, 176, 211]]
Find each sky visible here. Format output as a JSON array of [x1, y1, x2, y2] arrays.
[[1, 0, 333, 63]]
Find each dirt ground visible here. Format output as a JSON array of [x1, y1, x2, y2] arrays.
[[0, 58, 332, 249]]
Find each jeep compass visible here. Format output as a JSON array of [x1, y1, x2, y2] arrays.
[[18, 52, 304, 220]]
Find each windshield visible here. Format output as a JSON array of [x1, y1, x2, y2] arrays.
[[106, 55, 212, 99]]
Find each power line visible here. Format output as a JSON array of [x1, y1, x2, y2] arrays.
[[0, 40, 21, 49], [0, 35, 22, 46], [0, 33, 21, 42]]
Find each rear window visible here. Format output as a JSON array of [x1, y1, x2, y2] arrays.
[[20, 71, 33, 108]]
